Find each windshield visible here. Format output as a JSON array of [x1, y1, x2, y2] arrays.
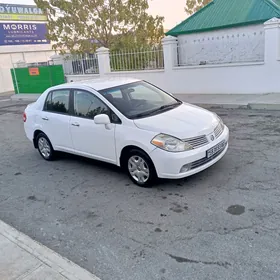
[[98, 81, 182, 119]]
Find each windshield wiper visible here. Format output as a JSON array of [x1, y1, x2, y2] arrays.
[[130, 110, 156, 119], [130, 101, 182, 119], [158, 101, 181, 111]]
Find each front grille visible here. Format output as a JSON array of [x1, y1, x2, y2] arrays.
[[183, 135, 209, 149], [190, 144, 227, 170], [214, 122, 224, 138]]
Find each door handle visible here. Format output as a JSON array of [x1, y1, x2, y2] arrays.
[[71, 122, 80, 127], [42, 117, 49, 121]]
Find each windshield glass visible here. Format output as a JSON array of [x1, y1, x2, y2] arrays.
[[98, 81, 181, 119]]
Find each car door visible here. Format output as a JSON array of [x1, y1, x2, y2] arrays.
[[38, 89, 73, 151], [69, 89, 117, 164]]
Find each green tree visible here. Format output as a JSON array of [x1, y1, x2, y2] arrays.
[[35, 0, 164, 53], [185, 0, 211, 16]]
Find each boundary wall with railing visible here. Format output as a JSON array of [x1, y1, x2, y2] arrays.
[[51, 18, 280, 94]]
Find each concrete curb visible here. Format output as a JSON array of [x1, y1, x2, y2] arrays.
[[11, 94, 40, 102], [0, 220, 101, 280], [0, 98, 11, 103], [192, 103, 249, 109], [248, 103, 280, 110]]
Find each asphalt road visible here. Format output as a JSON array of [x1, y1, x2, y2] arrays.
[[0, 99, 280, 280]]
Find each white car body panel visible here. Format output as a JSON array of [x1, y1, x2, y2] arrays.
[[133, 102, 219, 139], [23, 77, 229, 180], [69, 115, 117, 164], [38, 112, 72, 151]]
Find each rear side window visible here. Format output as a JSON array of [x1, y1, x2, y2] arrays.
[[44, 90, 70, 114]]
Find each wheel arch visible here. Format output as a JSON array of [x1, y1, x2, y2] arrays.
[[119, 145, 156, 171], [33, 130, 49, 148]]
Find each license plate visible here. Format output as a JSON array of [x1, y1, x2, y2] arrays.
[[207, 140, 226, 158]]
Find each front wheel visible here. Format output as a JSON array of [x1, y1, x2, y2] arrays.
[[126, 150, 157, 188]]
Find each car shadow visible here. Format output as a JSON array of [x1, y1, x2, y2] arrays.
[[55, 151, 122, 174], [53, 151, 223, 191]]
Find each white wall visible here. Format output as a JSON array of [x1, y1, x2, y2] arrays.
[[169, 62, 278, 94], [177, 24, 265, 65], [67, 70, 165, 85], [0, 43, 53, 54], [66, 61, 280, 94], [66, 74, 100, 82], [0, 44, 55, 93]]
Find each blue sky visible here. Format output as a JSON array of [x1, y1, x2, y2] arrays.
[[1, 0, 187, 29]]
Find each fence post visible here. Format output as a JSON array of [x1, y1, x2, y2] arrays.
[[96, 47, 111, 76], [162, 36, 178, 72], [264, 17, 280, 63], [50, 54, 63, 65]]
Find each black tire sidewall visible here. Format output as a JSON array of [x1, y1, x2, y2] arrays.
[[126, 149, 157, 188], [36, 133, 54, 161]]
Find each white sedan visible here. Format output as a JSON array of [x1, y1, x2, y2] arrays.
[[23, 78, 229, 187]]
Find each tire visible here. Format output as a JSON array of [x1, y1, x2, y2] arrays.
[[36, 133, 55, 161], [126, 149, 157, 188]]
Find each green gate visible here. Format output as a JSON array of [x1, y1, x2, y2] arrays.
[[11, 65, 65, 94]]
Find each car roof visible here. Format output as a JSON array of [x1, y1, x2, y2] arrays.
[[51, 77, 141, 91]]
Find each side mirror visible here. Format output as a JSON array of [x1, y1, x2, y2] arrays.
[[94, 114, 111, 125]]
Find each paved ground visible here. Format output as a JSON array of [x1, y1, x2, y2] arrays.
[[0, 220, 100, 280], [0, 92, 13, 103], [0, 99, 280, 280]]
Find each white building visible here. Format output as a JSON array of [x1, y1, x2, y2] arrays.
[[166, 0, 280, 66], [0, 4, 55, 93]]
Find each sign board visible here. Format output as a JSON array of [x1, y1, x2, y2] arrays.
[[0, 3, 47, 21], [0, 23, 50, 45], [29, 67, 40, 76]]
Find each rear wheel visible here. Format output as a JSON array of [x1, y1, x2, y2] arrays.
[[126, 149, 157, 188], [36, 133, 55, 161]]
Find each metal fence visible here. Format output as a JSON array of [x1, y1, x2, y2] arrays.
[[62, 53, 99, 75], [175, 31, 265, 66], [110, 47, 164, 72]]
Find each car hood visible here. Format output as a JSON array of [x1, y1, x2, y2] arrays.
[[133, 103, 219, 139]]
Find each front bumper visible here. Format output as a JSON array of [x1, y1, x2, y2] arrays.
[[150, 125, 229, 179]]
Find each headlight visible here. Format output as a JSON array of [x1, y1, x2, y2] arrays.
[[151, 134, 193, 152]]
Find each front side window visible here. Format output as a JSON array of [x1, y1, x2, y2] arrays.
[[74, 90, 110, 119], [44, 89, 70, 114], [99, 81, 181, 119]]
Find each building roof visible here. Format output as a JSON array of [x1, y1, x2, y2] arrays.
[[166, 0, 280, 36]]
